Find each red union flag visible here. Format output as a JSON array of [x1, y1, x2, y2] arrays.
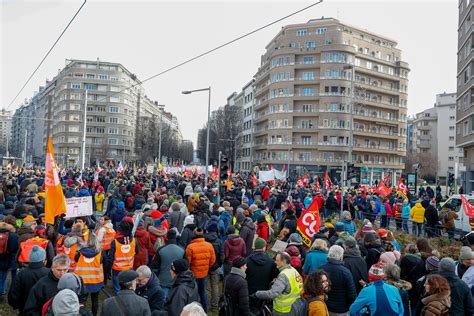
[[296, 177, 304, 186], [461, 194, 474, 217], [324, 170, 331, 191], [315, 178, 321, 191], [397, 178, 408, 200], [375, 181, 391, 198], [297, 198, 321, 248]]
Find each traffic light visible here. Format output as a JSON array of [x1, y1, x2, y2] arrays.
[[220, 156, 229, 181], [448, 172, 455, 186], [347, 163, 357, 180]]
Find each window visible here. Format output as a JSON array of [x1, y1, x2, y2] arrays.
[[301, 136, 311, 144], [110, 96, 120, 103], [302, 87, 314, 96], [366, 61, 372, 69], [86, 74, 95, 79], [301, 120, 312, 128], [464, 121, 470, 135], [289, 42, 296, 48], [304, 41, 316, 48], [450, 116, 455, 120], [296, 29, 308, 36], [315, 27, 327, 34], [302, 104, 313, 112], [108, 138, 118, 145], [68, 125, 79, 132], [109, 127, 119, 134], [449, 146, 454, 151], [303, 56, 314, 64], [98, 74, 108, 80], [449, 156, 454, 161], [71, 83, 81, 89], [449, 126, 455, 131], [109, 117, 118, 124], [449, 136, 455, 141], [109, 106, 119, 113], [84, 83, 97, 91], [68, 136, 79, 143], [70, 104, 81, 111], [299, 152, 311, 161], [303, 72, 314, 80]]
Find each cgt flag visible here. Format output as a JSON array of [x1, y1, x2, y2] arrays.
[[297, 198, 321, 248], [460, 194, 474, 217], [397, 178, 408, 200], [45, 137, 66, 224], [375, 181, 391, 198]]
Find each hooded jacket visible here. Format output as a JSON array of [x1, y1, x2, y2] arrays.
[[133, 226, 153, 269], [320, 258, 357, 313], [23, 270, 60, 316], [218, 211, 232, 240], [135, 273, 165, 312], [224, 234, 246, 264], [349, 280, 404, 316], [410, 203, 425, 224], [204, 231, 224, 271], [421, 290, 451, 316], [303, 249, 328, 275], [245, 250, 279, 295], [341, 218, 356, 236], [225, 267, 251, 315], [165, 270, 199, 316], [179, 223, 196, 249], [111, 205, 128, 229], [239, 218, 256, 256], [75, 247, 103, 293], [0, 222, 19, 270], [438, 270, 474, 316], [8, 261, 49, 315], [152, 239, 186, 288], [185, 237, 216, 279], [343, 247, 368, 294]]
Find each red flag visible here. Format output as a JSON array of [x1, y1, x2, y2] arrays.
[[315, 177, 321, 191], [375, 182, 391, 198], [297, 198, 321, 248], [296, 177, 304, 186], [227, 169, 232, 177], [396, 178, 408, 200], [251, 174, 257, 187], [324, 170, 330, 191], [461, 194, 474, 217], [360, 185, 367, 198], [383, 174, 390, 185]]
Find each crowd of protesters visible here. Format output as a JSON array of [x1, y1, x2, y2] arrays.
[[0, 166, 473, 316]]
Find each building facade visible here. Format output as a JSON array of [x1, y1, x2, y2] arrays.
[[412, 107, 438, 158], [237, 80, 255, 172], [252, 18, 409, 183], [456, 0, 474, 191], [0, 109, 12, 158], [10, 59, 181, 166]]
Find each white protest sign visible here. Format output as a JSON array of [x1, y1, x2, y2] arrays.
[[66, 196, 93, 218], [146, 165, 154, 174], [271, 240, 288, 253]]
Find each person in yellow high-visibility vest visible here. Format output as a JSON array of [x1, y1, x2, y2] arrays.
[[254, 252, 303, 315]]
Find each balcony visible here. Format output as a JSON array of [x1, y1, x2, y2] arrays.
[[353, 128, 404, 139], [354, 112, 402, 124], [355, 80, 406, 96]]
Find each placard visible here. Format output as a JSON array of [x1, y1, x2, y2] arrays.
[[65, 196, 93, 218], [146, 165, 154, 174], [271, 240, 288, 253]]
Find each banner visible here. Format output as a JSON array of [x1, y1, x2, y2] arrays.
[[274, 169, 287, 181], [45, 137, 67, 224], [375, 182, 391, 198], [460, 194, 474, 217], [258, 170, 275, 182], [297, 198, 321, 248], [146, 165, 154, 174], [65, 196, 93, 218]]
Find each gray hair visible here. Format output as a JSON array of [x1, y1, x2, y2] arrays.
[[181, 302, 206, 316], [277, 252, 291, 264], [136, 265, 152, 278], [384, 263, 401, 280], [328, 245, 344, 261], [52, 254, 71, 267], [86, 232, 100, 251]]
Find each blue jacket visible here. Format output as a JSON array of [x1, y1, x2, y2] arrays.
[[341, 218, 356, 236], [349, 280, 404, 316], [111, 206, 127, 229], [303, 196, 313, 209], [401, 204, 411, 219], [372, 199, 381, 215], [135, 273, 165, 312], [218, 212, 232, 240], [303, 249, 328, 275], [78, 188, 90, 197]]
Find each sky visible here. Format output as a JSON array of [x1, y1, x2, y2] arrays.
[[1, 0, 459, 147]]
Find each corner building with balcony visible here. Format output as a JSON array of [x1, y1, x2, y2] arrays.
[[253, 18, 409, 183]]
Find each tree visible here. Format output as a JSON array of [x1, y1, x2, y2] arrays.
[[405, 151, 437, 182]]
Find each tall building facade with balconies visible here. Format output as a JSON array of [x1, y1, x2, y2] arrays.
[[413, 107, 438, 158], [456, 0, 474, 191], [253, 18, 409, 183], [10, 59, 181, 166], [237, 80, 255, 172], [0, 109, 12, 157]]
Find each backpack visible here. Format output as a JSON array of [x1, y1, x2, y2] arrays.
[[153, 236, 165, 252], [219, 278, 234, 316], [41, 297, 54, 316], [0, 232, 9, 255], [291, 296, 324, 315]]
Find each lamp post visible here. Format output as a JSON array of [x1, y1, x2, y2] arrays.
[[182, 87, 211, 186], [157, 104, 165, 163]]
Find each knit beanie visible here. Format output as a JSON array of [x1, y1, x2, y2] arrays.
[[343, 237, 358, 249], [171, 259, 189, 274], [232, 256, 247, 268], [425, 256, 440, 272], [459, 246, 473, 261], [254, 237, 266, 250], [167, 229, 178, 241], [368, 263, 386, 282], [52, 289, 80, 316], [439, 257, 456, 272], [335, 222, 345, 233], [183, 215, 194, 227], [29, 245, 46, 263], [205, 219, 218, 233], [194, 227, 204, 237], [342, 211, 351, 219], [364, 233, 377, 244], [379, 252, 397, 265], [286, 245, 300, 257], [57, 273, 82, 295], [288, 233, 303, 245]]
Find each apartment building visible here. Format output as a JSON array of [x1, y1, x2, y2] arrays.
[[413, 107, 438, 158], [10, 59, 181, 166], [253, 18, 409, 183], [237, 80, 255, 172], [456, 0, 474, 191], [0, 109, 12, 157]]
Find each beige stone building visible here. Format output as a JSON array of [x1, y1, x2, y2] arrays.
[[253, 18, 409, 183]]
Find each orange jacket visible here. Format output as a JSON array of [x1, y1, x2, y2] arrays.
[[185, 237, 216, 279]]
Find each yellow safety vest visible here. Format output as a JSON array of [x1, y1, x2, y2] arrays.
[[273, 266, 303, 313]]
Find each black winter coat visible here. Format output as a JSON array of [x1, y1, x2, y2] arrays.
[[424, 205, 439, 227], [343, 249, 368, 294], [8, 261, 50, 315], [365, 243, 385, 271], [204, 232, 224, 271], [0, 222, 19, 270], [245, 250, 279, 295], [135, 274, 165, 312], [400, 253, 426, 300], [101, 289, 151, 316], [224, 267, 251, 316], [165, 271, 199, 316], [23, 270, 60, 316], [325, 196, 338, 210], [438, 271, 474, 316], [320, 259, 357, 313]]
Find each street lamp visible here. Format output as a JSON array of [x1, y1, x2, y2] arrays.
[[157, 104, 165, 164], [182, 87, 211, 186], [343, 64, 355, 164]]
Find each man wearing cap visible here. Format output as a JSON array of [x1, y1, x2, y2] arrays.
[[101, 269, 151, 316], [438, 257, 474, 315], [8, 245, 49, 315], [246, 237, 278, 311], [165, 259, 199, 316], [254, 251, 303, 316], [456, 246, 473, 279]]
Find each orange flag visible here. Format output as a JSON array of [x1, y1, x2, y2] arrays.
[[45, 137, 66, 224]]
